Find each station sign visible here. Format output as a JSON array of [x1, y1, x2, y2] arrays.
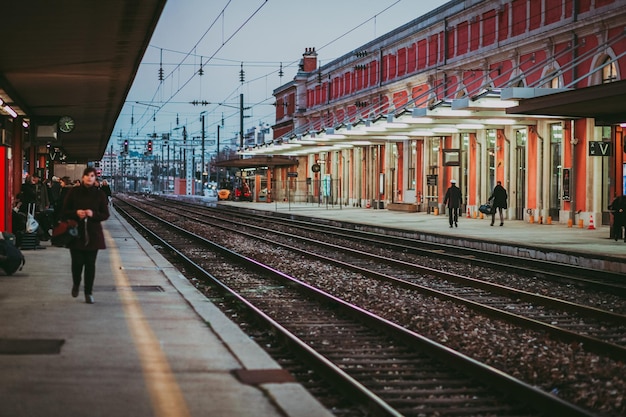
[[588, 141, 612, 156], [287, 171, 298, 178]]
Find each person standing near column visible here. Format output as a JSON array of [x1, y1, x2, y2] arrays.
[[489, 181, 508, 226], [443, 179, 462, 228], [62, 167, 110, 304]]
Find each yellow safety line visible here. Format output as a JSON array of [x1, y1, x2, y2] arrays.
[[105, 229, 191, 417]]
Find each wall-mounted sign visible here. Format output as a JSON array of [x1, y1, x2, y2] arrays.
[[562, 168, 570, 201], [588, 141, 612, 156], [443, 149, 460, 166]]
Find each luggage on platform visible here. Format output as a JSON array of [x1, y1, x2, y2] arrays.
[[0, 233, 25, 275], [17, 230, 42, 250]]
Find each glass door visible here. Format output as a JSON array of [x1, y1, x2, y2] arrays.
[[549, 124, 563, 221]]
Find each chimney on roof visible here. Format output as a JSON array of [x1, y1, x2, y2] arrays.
[[301, 47, 317, 73]]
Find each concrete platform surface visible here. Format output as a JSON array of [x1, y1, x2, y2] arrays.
[[0, 209, 333, 417]]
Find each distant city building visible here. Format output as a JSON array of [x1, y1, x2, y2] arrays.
[[244, 122, 273, 147]]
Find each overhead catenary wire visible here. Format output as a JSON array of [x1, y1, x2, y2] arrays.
[[123, 0, 428, 142]]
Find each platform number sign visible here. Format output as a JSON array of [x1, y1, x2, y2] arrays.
[[588, 141, 612, 156]]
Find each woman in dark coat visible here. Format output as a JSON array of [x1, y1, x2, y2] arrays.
[[489, 180, 508, 226], [62, 167, 110, 304]]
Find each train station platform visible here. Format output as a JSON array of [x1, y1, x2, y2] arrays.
[[212, 199, 626, 273], [0, 209, 333, 417]]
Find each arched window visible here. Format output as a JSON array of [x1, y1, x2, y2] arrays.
[[540, 69, 561, 89], [547, 73, 561, 88], [601, 57, 617, 84]]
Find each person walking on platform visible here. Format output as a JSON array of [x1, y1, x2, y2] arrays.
[[443, 179, 462, 228], [100, 180, 112, 205], [609, 195, 626, 242], [489, 181, 508, 226], [62, 167, 110, 304]]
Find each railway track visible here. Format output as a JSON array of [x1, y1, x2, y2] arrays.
[[172, 197, 626, 294], [114, 197, 596, 417], [132, 196, 626, 362]]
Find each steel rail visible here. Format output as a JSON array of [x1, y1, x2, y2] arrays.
[[143, 198, 626, 362], [208, 202, 626, 294], [115, 198, 595, 417]]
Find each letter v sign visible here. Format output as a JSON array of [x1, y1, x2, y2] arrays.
[[598, 142, 612, 156]]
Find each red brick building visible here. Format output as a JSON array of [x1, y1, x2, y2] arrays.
[[247, 0, 626, 225]]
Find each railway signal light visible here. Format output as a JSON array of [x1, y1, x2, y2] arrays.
[[123, 139, 129, 154], [147, 140, 153, 154]]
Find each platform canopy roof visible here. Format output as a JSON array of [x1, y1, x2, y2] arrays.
[[506, 80, 626, 125], [0, 1, 167, 162], [215, 155, 299, 169]]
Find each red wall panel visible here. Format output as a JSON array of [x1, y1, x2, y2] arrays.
[[498, 3, 509, 42], [412, 84, 430, 107], [370, 60, 378, 86], [529, 0, 542, 30], [457, 21, 468, 55], [417, 40, 427, 69], [482, 10, 496, 46], [397, 47, 407, 77], [463, 71, 483, 95], [388, 54, 397, 81], [344, 72, 352, 95], [382, 55, 389, 81], [470, 19, 480, 51], [447, 27, 456, 59], [511, 0, 527, 36], [578, 0, 592, 13], [596, 0, 616, 7], [407, 43, 416, 73], [392, 90, 408, 109], [545, 0, 562, 25], [428, 35, 439, 67]]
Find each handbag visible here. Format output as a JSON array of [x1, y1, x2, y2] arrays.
[[25, 204, 39, 233], [478, 203, 492, 215], [51, 219, 79, 247]]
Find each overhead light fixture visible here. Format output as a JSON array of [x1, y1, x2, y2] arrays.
[[3, 104, 18, 118]]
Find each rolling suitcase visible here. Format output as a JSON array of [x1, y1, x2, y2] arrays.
[[17, 231, 42, 250]]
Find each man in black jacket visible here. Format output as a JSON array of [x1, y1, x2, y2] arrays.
[[609, 195, 626, 242], [489, 181, 508, 226], [443, 179, 462, 228]]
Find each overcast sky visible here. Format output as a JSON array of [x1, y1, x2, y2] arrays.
[[112, 0, 450, 151]]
